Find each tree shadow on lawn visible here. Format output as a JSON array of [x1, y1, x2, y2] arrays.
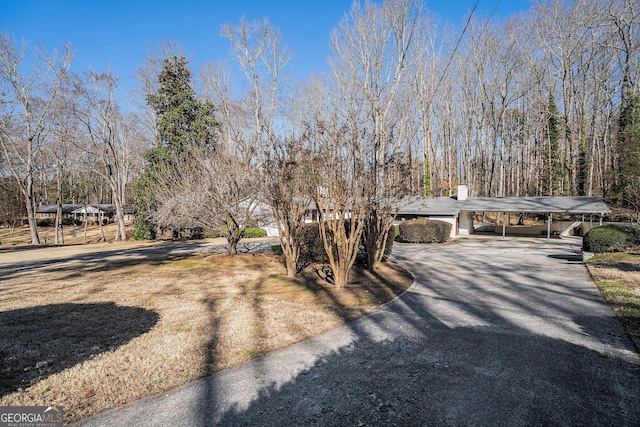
[[0, 240, 214, 283], [590, 260, 640, 272], [0, 302, 159, 397]]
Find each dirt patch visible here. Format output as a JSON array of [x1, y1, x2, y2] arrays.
[[0, 246, 412, 424]]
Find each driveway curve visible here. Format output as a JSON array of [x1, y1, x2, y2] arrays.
[[74, 236, 640, 426]]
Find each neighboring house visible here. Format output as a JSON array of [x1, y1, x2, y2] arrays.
[[34, 204, 78, 220], [35, 204, 134, 224]]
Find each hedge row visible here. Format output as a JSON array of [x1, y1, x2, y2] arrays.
[[298, 223, 395, 265], [37, 218, 96, 227], [583, 224, 640, 253], [397, 219, 451, 243], [300, 223, 330, 264]]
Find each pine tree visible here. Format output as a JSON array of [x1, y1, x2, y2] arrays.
[[133, 56, 219, 239]]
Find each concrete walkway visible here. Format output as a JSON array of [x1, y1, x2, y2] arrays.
[[74, 236, 640, 426]]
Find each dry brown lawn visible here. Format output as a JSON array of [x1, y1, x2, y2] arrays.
[[585, 251, 640, 351], [0, 237, 413, 424]]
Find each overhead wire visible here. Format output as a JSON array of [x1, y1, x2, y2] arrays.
[[435, 0, 501, 90]]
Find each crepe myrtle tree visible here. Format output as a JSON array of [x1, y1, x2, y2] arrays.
[[307, 111, 370, 288], [329, 0, 422, 269], [264, 149, 311, 277]]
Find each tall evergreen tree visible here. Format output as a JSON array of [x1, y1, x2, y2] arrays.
[[618, 93, 640, 216], [133, 56, 219, 239], [543, 94, 562, 195]]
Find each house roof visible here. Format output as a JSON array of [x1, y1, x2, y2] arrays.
[[398, 197, 461, 216], [36, 204, 83, 214], [397, 196, 611, 217], [36, 204, 134, 215], [459, 196, 611, 215]]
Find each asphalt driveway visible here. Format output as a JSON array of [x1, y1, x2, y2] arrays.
[[74, 236, 640, 426]]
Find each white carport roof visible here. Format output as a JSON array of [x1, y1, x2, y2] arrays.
[[459, 196, 610, 215], [397, 196, 461, 216]]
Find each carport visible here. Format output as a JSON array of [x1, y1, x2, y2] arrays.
[[458, 196, 611, 241]]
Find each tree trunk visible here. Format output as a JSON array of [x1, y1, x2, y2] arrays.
[[283, 244, 298, 278], [227, 238, 238, 256], [55, 168, 64, 245], [83, 201, 89, 244], [111, 189, 128, 241], [25, 180, 40, 245], [365, 210, 394, 271]]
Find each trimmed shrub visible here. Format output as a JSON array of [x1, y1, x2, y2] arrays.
[[36, 219, 52, 227], [583, 224, 640, 253], [244, 226, 267, 238], [300, 223, 329, 264], [300, 222, 377, 264], [397, 219, 451, 244], [172, 227, 204, 240]]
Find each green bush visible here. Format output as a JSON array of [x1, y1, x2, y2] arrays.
[[36, 219, 52, 227], [132, 216, 156, 240], [583, 224, 640, 253], [244, 226, 267, 238], [37, 217, 75, 227], [397, 219, 451, 243], [300, 223, 329, 264], [300, 222, 389, 265]]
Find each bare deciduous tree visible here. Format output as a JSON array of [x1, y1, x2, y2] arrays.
[[309, 116, 370, 288], [220, 17, 293, 162], [0, 32, 73, 244], [151, 146, 261, 255], [214, 17, 302, 271], [71, 70, 138, 241], [329, 0, 423, 269]]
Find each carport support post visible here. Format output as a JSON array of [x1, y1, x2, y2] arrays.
[[547, 213, 551, 242], [502, 212, 506, 239]]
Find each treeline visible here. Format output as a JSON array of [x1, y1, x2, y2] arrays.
[[1, 0, 639, 255]]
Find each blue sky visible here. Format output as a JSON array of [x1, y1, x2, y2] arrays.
[[0, 0, 532, 94]]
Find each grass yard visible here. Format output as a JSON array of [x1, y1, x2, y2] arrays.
[[0, 239, 413, 424], [585, 251, 640, 351]]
